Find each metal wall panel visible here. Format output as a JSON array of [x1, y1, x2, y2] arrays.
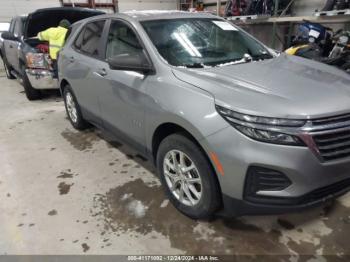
[[118, 0, 177, 12]]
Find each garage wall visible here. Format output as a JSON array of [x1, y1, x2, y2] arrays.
[[203, 0, 327, 16], [118, 0, 177, 12], [0, 0, 60, 22]]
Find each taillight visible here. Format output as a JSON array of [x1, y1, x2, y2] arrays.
[[25, 53, 51, 69]]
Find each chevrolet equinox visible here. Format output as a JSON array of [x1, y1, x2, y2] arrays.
[[58, 11, 350, 219]]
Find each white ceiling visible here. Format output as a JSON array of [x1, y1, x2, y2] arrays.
[[0, 0, 59, 21]]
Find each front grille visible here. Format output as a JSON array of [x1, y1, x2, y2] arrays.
[[313, 129, 350, 161], [311, 113, 350, 126], [310, 113, 350, 161]]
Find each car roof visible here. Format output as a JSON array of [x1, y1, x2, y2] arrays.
[[122, 10, 218, 21], [89, 10, 220, 22]]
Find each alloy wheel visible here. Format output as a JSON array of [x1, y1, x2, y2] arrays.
[[65, 92, 78, 123], [163, 150, 202, 206]]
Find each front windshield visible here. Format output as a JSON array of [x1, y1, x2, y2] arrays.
[[141, 18, 273, 68]]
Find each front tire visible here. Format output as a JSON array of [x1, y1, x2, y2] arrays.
[[63, 85, 90, 130], [156, 134, 221, 219]]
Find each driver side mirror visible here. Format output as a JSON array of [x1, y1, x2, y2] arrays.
[[107, 51, 154, 74], [1, 31, 19, 41]]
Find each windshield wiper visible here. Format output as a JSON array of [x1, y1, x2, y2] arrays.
[[209, 55, 252, 67], [251, 53, 273, 60], [184, 63, 205, 68]]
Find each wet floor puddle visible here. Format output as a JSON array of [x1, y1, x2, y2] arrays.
[[61, 128, 100, 152], [58, 182, 73, 195], [58, 126, 350, 257], [91, 179, 349, 257]]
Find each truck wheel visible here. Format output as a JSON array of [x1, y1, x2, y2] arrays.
[[2, 58, 15, 79], [21, 65, 41, 100], [63, 85, 90, 130], [156, 134, 221, 219]]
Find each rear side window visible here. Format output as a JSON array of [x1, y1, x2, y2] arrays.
[[74, 20, 105, 57]]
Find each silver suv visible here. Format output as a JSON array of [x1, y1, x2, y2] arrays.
[[59, 11, 350, 219]]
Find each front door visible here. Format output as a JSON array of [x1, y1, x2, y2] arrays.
[[98, 19, 152, 152]]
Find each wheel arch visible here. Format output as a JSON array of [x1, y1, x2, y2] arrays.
[[151, 122, 221, 177], [151, 122, 223, 208], [59, 79, 70, 94]]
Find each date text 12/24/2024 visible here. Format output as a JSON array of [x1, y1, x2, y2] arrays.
[[127, 256, 220, 261]]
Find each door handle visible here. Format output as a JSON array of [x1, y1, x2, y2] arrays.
[[69, 56, 75, 63], [94, 68, 107, 77], [9, 45, 13, 48]]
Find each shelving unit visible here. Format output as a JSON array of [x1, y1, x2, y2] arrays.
[[59, 0, 118, 13], [179, 0, 194, 11], [226, 0, 350, 49]]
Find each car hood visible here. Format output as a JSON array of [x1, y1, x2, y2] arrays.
[[25, 7, 104, 38], [172, 54, 350, 119]]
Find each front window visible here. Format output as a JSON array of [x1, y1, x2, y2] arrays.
[[105, 20, 142, 60], [142, 18, 273, 68]]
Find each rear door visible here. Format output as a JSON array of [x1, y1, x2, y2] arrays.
[[65, 19, 107, 125]]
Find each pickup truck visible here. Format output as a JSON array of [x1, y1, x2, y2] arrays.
[[0, 7, 104, 100]]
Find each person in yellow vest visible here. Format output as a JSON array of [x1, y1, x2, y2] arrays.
[[37, 19, 71, 77]]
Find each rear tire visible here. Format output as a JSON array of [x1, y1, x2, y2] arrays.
[[156, 134, 221, 219], [2, 57, 15, 79], [63, 85, 90, 130], [21, 65, 41, 100]]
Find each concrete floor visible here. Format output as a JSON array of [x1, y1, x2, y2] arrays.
[[0, 67, 350, 259]]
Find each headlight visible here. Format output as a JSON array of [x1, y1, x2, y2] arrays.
[[216, 105, 305, 146], [216, 105, 305, 127], [234, 125, 304, 145]]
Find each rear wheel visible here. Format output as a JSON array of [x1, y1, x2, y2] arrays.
[[21, 65, 41, 100], [63, 85, 90, 130], [2, 57, 15, 79], [156, 134, 221, 219]]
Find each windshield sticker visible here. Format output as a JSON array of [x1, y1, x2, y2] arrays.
[[212, 21, 238, 31]]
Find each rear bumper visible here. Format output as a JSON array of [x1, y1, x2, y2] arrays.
[[25, 69, 58, 90]]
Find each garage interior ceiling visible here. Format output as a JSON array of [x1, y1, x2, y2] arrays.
[[0, 0, 179, 21]]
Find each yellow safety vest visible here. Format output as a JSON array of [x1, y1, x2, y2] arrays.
[[37, 26, 68, 60]]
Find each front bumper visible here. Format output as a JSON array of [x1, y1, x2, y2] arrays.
[[204, 126, 350, 216], [25, 69, 58, 90], [219, 177, 350, 217]]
